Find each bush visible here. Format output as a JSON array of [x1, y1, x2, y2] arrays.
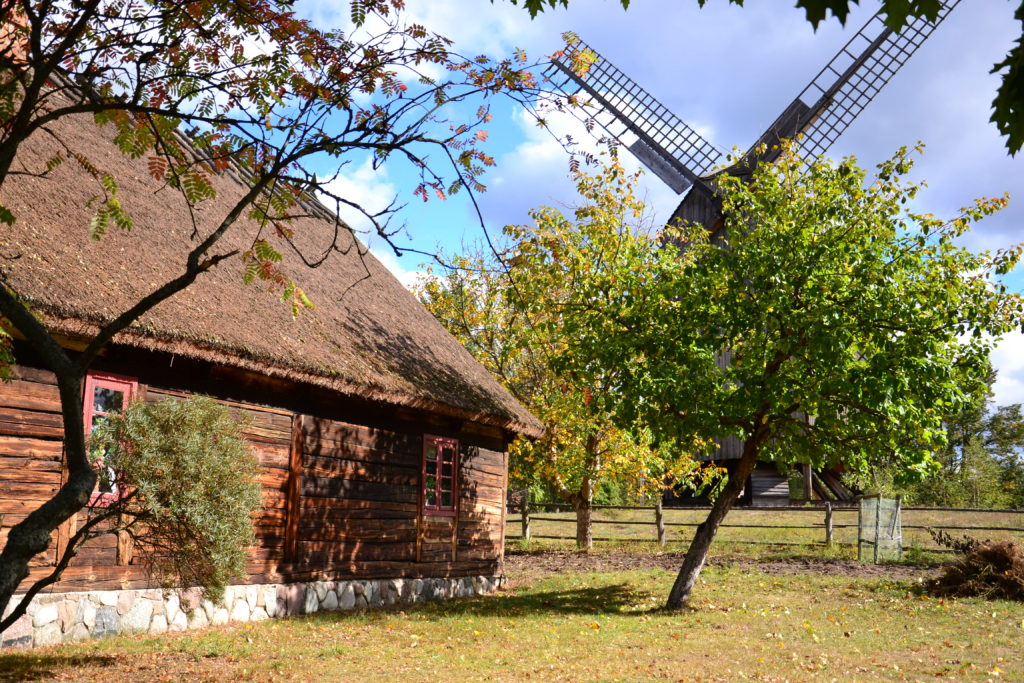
[[927, 541, 1024, 601], [89, 396, 262, 603]]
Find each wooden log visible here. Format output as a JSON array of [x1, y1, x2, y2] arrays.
[[0, 455, 63, 472], [284, 413, 303, 564], [304, 436, 419, 469], [0, 379, 61, 413], [0, 406, 64, 439], [522, 493, 531, 544], [300, 476, 418, 504], [300, 527, 417, 544], [0, 468, 65, 485], [117, 530, 133, 566], [298, 498, 417, 514], [655, 500, 666, 546], [498, 449, 508, 571], [10, 365, 58, 385], [0, 480, 60, 497], [0, 435, 64, 459], [303, 418, 420, 457], [825, 502, 834, 547], [302, 453, 418, 485], [292, 541, 416, 564]]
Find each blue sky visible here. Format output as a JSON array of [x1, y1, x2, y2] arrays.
[[297, 0, 1024, 406]]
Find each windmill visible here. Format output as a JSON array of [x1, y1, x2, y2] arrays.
[[546, 1, 960, 236], [544, 2, 961, 505]]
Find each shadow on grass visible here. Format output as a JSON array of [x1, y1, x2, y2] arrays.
[[0, 653, 119, 682], [305, 581, 659, 625]]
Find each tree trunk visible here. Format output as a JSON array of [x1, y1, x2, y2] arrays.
[[574, 476, 594, 551], [665, 437, 762, 609]]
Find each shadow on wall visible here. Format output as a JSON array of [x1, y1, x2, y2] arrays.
[[289, 417, 504, 577]]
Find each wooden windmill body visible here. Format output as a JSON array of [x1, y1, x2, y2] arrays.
[[545, 2, 961, 506]]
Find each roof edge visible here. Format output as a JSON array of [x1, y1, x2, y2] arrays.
[[13, 310, 545, 439]]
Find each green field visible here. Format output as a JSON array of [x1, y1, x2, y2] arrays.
[[508, 505, 1024, 556], [1, 557, 1021, 682]]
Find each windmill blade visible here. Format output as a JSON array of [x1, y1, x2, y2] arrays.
[[546, 38, 725, 194], [748, 0, 961, 165]]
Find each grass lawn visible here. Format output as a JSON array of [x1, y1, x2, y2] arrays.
[[2, 553, 1022, 681]]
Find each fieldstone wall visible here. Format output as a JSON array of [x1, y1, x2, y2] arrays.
[[1, 575, 503, 649]]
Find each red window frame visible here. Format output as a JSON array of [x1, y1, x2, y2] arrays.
[[421, 435, 458, 516], [83, 371, 138, 507]]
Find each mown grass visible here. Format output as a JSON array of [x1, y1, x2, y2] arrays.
[[2, 562, 1022, 681]]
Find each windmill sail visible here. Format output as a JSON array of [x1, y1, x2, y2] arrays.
[[749, 0, 962, 165], [546, 38, 724, 194]]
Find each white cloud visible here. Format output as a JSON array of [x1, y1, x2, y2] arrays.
[[361, 2, 538, 60], [991, 331, 1024, 407], [369, 245, 426, 290], [485, 104, 684, 228], [299, 0, 541, 84], [318, 156, 398, 236]]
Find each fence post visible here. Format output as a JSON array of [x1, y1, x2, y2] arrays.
[[521, 492, 531, 544], [824, 502, 833, 547], [655, 499, 666, 546]]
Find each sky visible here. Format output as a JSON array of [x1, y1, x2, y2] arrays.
[[297, 0, 1024, 407]]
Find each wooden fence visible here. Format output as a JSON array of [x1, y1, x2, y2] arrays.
[[506, 501, 1024, 553]]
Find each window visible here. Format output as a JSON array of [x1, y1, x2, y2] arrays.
[[422, 435, 458, 515], [83, 371, 137, 507]]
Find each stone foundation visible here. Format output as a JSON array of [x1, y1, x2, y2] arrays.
[[1, 575, 504, 649]]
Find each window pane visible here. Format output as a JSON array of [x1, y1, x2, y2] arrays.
[[441, 445, 455, 463], [425, 460, 436, 476], [93, 386, 124, 413], [98, 466, 117, 494], [441, 462, 452, 479], [439, 476, 452, 494], [441, 491, 452, 508], [425, 444, 438, 462], [425, 489, 437, 507], [425, 474, 436, 493]]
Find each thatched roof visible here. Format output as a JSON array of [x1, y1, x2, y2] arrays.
[[0, 112, 542, 437]]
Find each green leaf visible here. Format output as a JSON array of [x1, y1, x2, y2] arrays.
[[350, 0, 366, 26]]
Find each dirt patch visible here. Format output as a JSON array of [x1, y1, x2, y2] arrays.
[[504, 549, 940, 585]]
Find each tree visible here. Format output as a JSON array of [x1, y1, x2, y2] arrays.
[[911, 371, 1024, 508], [845, 369, 1024, 508], [535, 144, 1023, 608], [502, 0, 1024, 156], [0, 0, 555, 630], [418, 159, 709, 549]]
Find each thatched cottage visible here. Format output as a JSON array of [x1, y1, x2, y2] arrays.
[[0, 109, 541, 648]]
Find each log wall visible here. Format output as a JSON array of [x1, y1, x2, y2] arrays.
[[0, 367, 64, 570], [0, 361, 510, 594]]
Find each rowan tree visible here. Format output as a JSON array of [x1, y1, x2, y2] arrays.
[[418, 159, 709, 549], [0, 0, 558, 630], [542, 145, 1023, 607]]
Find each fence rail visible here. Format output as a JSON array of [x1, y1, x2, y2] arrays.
[[506, 500, 1024, 551]]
